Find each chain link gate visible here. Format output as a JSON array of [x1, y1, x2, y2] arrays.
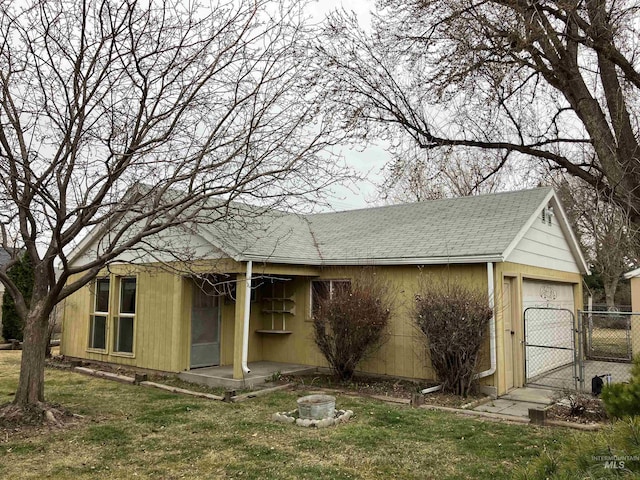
[[524, 307, 580, 390]]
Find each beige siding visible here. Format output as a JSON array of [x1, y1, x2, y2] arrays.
[[630, 278, 640, 355], [260, 264, 488, 381], [492, 262, 582, 395], [506, 216, 581, 273], [0, 284, 4, 337], [61, 266, 185, 372], [61, 258, 583, 395], [219, 288, 263, 366]]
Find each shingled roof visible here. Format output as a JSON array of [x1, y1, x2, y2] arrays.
[[203, 186, 582, 267]]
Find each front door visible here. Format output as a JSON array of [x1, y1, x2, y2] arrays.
[[190, 282, 221, 368], [503, 278, 519, 391]]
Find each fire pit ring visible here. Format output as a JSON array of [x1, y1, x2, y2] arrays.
[[296, 394, 336, 420]]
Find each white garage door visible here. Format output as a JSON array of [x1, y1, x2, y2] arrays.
[[522, 280, 575, 311], [522, 280, 575, 379]]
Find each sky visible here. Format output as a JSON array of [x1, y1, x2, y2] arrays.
[[305, 0, 392, 212]]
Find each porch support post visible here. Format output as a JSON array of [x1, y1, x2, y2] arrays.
[[241, 261, 252, 375], [171, 275, 185, 371], [233, 262, 252, 379]]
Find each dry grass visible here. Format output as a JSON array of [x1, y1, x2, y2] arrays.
[[0, 350, 579, 479]]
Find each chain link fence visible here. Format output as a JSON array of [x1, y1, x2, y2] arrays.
[[585, 304, 632, 313], [579, 311, 638, 390], [521, 309, 638, 392]]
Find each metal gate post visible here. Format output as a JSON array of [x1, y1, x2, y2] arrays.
[[577, 311, 585, 391], [572, 310, 581, 390]]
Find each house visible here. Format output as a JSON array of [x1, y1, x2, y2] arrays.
[[0, 248, 18, 336], [61, 187, 588, 397], [622, 268, 640, 355]]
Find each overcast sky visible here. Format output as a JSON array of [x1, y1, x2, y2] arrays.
[[306, 0, 391, 212]]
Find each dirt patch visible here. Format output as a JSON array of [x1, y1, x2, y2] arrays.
[[280, 373, 486, 408], [0, 401, 83, 440], [547, 394, 609, 424], [47, 355, 150, 378], [421, 392, 488, 408], [281, 373, 423, 397]]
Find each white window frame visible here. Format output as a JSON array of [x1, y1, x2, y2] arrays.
[[113, 276, 137, 356], [309, 279, 351, 320], [88, 277, 110, 352]]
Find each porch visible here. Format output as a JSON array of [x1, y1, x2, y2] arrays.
[[178, 361, 316, 389]]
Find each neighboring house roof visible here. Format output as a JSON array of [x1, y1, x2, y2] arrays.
[[69, 186, 590, 274], [0, 248, 11, 269], [0, 247, 22, 269], [624, 268, 640, 279]]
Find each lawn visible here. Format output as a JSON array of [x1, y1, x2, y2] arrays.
[[589, 327, 631, 360], [0, 351, 575, 479]]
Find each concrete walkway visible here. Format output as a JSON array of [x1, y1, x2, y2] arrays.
[[178, 361, 315, 389], [473, 387, 556, 418]]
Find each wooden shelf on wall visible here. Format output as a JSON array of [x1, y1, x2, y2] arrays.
[[262, 308, 296, 315], [255, 329, 293, 335], [261, 282, 296, 331]]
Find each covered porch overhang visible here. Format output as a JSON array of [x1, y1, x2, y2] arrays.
[[231, 261, 321, 380]]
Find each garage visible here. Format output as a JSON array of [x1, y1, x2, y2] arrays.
[[522, 279, 576, 381]]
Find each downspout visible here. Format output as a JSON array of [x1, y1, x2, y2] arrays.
[[241, 261, 252, 375], [421, 262, 496, 395], [475, 262, 496, 379]]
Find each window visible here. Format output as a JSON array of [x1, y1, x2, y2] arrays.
[[311, 279, 351, 318], [89, 278, 110, 350], [114, 277, 136, 354], [542, 206, 553, 226]]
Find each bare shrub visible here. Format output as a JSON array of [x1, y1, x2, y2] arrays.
[[414, 280, 493, 396], [312, 270, 393, 381]]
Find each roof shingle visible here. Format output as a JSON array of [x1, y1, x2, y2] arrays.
[[202, 187, 554, 265]]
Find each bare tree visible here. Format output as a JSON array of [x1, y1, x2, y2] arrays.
[[556, 177, 639, 309], [318, 1, 640, 220], [378, 147, 522, 203], [0, 0, 347, 419]]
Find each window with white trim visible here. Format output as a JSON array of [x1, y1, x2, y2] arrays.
[[89, 278, 110, 350], [542, 205, 553, 226], [114, 277, 136, 354], [311, 279, 351, 318]]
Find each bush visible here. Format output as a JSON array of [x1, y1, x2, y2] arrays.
[[1, 253, 33, 342], [602, 356, 640, 418], [312, 270, 392, 381], [414, 280, 493, 396]]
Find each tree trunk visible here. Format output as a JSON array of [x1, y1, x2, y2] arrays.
[[13, 309, 49, 406], [603, 277, 619, 311]]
